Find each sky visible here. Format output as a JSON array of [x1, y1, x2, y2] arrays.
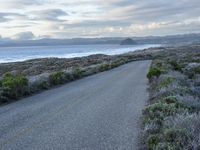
[[0, 0, 199, 39]]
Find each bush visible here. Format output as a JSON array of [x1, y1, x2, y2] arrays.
[[49, 71, 66, 85], [143, 102, 187, 124], [110, 59, 125, 68], [164, 113, 200, 149], [169, 60, 183, 71], [147, 128, 190, 150], [143, 53, 200, 150], [29, 80, 49, 93], [158, 77, 175, 89], [72, 67, 84, 79], [0, 73, 28, 100], [0, 86, 10, 103], [155, 142, 177, 150], [164, 128, 190, 148], [161, 96, 177, 104], [191, 67, 200, 77], [147, 68, 162, 79], [144, 120, 163, 134], [184, 64, 200, 79], [147, 134, 161, 150], [98, 63, 110, 72]]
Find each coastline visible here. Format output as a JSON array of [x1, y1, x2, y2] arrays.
[[0, 47, 163, 77], [0, 46, 162, 104], [2, 44, 199, 105], [0, 44, 160, 63]]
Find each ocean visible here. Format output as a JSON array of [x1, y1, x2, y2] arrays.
[[0, 44, 160, 63]]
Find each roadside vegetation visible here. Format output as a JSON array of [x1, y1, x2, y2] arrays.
[[0, 73, 28, 102], [141, 49, 200, 150], [0, 55, 145, 104]]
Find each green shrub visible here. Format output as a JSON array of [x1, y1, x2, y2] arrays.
[[83, 67, 99, 76], [153, 60, 170, 73], [161, 96, 194, 112], [155, 142, 177, 150], [0, 86, 10, 103], [164, 128, 190, 148], [143, 102, 186, 124], [148, 129, 190, 150], [29, 80, 49, 93], [188, 67, 200, 79], [110, 62, 119, 68], [158, 77, 175, 89], [169, 60, 183, 71], [161, 96, 177, 104], [98, 63, 110, 72], [147, 68, 162, 79], [143, 55, 199, 150], [110, 59, 125, 68], [1, 73, 28, 99], [147, 134, 161, 150], [49, 71, 66, 85], [155, 61, 162, 68], [72, 67, 84, 79]]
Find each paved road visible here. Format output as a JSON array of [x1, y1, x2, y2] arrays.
[[0, 60, 151, 150]]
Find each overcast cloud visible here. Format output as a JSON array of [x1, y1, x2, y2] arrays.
[[0, 0, 199, 39]]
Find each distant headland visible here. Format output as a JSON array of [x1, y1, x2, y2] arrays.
[[120, 38, 137, 45]]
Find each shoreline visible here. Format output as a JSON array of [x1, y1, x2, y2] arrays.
[[0, 44, 161, 64], [1, 44, 199, 105], [0, 46, 162, 104], [0, 47, 162, 77]]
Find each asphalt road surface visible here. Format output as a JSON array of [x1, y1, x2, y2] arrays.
[[0, 60, 151, 150]]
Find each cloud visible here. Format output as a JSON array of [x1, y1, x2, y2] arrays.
[[30, 9, 68, 22], [11, 31, 35, 40], [0, 0, 199, 38], [0, 0, 42, 9], [0, 12, 26, 22]]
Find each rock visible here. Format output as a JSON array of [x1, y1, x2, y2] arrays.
[[120, 38, 137, 45]]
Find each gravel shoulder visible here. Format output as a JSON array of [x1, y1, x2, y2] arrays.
[[0, 60, 151, 150]]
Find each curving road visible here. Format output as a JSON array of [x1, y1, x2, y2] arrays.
[[0, 60, 151, 150]]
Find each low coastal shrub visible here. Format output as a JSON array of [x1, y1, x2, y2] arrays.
[[158, 77, 175, 89], [29, 80, 49, 93], [0, 57, 136, 105], [169, 60, 183, 71], [163, 128, 190, 148], [71, 66, 84, 79], [142, 53, 200, 150], [155, 142, 177, 150], [147, 134, 161, 150], [49, 71, 66, 85], [187, 67, 200, 79], [98, 63, 110, 72], [143, 102, 187, 124], [147, 68, 162, 79], [0, 86, 10, 103], [110, 59, 125, 68], [164, 113, 200, 149], [0, 73, 28, 100]]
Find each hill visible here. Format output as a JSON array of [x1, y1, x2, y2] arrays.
[[120, 38, 137, 45]]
